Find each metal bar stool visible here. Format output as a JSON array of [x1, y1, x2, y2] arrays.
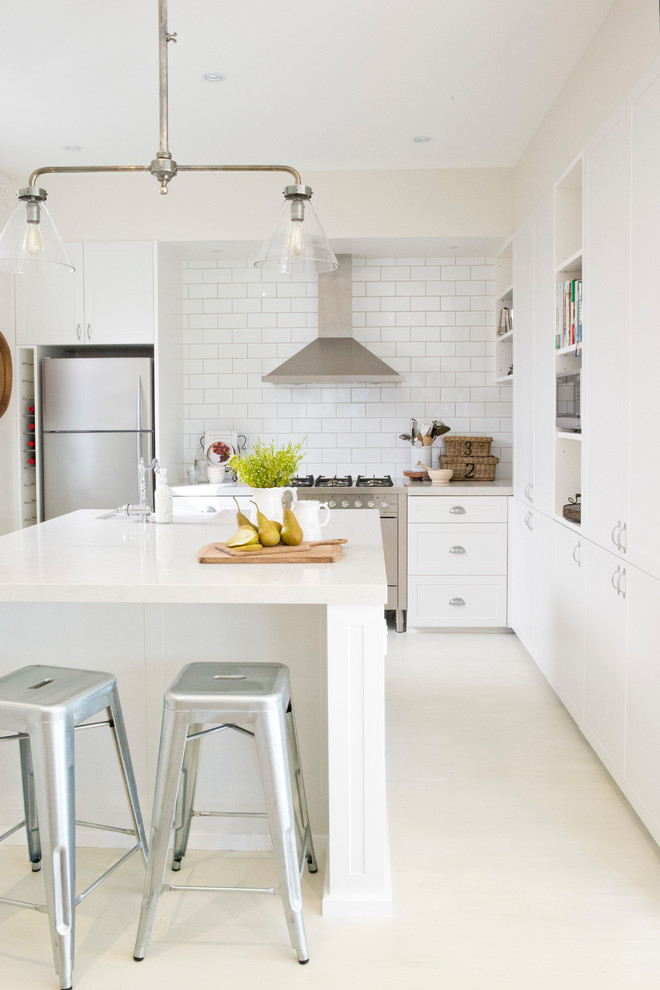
[[0, 664, 148, 990], [133, 661, 317, 965]]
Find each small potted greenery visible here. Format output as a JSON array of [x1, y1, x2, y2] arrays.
[[228, 437, 305, 523]]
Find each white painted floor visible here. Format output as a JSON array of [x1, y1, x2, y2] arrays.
[[2, 631, 660, 989]]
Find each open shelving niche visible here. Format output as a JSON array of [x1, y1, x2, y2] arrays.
[[494, 235, 513, 384], [553, 155, 583, 524]]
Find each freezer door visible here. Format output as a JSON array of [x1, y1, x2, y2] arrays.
[[42, 357, 153, 431], [43, 431, 154, 520]]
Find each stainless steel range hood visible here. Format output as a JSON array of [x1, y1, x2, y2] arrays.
[[262, 254, 402, 385]]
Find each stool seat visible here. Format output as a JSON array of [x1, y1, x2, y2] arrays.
[[134, 660, 317, 966], [0, 664, 147, 990], [0, 665, 119, 726]]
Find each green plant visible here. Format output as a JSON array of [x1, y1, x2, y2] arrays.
[[228, 437, 306, 488]]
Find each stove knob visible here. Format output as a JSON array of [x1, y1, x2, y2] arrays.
[[367, 500, 375, 508], [355, 499, 362, 508], [329, 499, 337, 508], [341, 499, 350, 508], [380, 499, 389, 508]]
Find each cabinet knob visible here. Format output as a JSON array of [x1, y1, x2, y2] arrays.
[[449, 597, 466, 607], [76, 323, 82, 340], [611, 520, 621, 549], [86, 323, 92, 340], [449, 545, 466, 554], [449, 506, 466, 515], [572, 542, 581, 567]]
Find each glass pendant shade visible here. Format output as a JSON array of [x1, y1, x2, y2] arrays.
[[255, 187, 338, 275], [0, 191, 74, 274]]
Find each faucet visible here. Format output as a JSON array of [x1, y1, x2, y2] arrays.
[[116, 457, 160, 518]]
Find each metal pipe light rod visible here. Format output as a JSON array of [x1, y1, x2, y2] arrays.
[[27, 0, 303, 192]]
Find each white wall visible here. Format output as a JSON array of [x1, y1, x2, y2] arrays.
[[180, 255, 512, 481], [515, 0, 659, 222], [17, 167, 514, 243]]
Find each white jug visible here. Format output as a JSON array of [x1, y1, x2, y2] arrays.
[[291, 499, 331, 542], [249, 487, 297, 527]]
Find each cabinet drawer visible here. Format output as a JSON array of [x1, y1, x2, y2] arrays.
[[408, 495, 508, 524], [408, 524, 507, 576], [407, 576, 507, 628]]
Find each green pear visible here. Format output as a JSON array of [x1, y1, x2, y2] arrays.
[[234, 496, 257, 533], [250, 500, 281, 547], [280, 506, 303, 546], [226, 526, 259, 548]]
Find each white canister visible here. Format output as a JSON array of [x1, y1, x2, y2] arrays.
[[411, 446, 433, 468], [291, 500, 331, 542], [206, 463, 225, 484], [250, 487, 297, 526]]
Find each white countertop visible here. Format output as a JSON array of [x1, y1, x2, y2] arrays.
[[0, 509, 387, 606], [172, 480, 513, 497]]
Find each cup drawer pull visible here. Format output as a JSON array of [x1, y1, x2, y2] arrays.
[[449, 545, 466, 554], [449, 506, 466, 515], [449, 597, 466, 607]]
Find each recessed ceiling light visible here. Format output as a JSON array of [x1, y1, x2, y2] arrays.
[[412, 135, 432, 144], [202, 72, 225, 82], [63, 145, 82, 152]]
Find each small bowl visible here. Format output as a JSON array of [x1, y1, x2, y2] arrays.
[[427, 468, 453, 485]]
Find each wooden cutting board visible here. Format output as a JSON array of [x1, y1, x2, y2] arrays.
[[198, 539, 346, 564]]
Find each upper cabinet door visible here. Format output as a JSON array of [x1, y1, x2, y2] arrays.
[[14, 241, 154, 347], [512, 215, 535, 502], [82, 242, 155, 345], [531, 193, 555, 516], [15, 242, 84, 345], [627, 67, 660, 579], [581, 106, 629, 554]]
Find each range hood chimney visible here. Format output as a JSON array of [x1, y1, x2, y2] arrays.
[[261, 254, 402, 385]]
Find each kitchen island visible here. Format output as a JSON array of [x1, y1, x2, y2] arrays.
[[0, 508, 390, 917]]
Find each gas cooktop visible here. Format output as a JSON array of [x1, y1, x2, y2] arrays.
[[291, 475, 394, 489]]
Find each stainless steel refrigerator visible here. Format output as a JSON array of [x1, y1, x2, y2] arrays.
[[41, 356, 154, 520]]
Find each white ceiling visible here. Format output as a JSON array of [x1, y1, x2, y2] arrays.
[[0, 0, 615, 181]]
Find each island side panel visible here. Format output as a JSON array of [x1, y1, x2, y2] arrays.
[[324, 603, 392, 917]]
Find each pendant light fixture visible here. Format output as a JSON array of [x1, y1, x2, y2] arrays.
[[0, 0, 337, 276]]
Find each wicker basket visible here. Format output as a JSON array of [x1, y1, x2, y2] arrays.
[[439, 454, 499, 481], [443, 435, 493, 458], [562, 494, 581, 523]]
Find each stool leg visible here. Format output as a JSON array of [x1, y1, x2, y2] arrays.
[[29, 718, 76, 990], [18, 736, 42, 872], [255, 708, 309, 964], [106, 691, 149, 862], [285, 706, 318, 874], [133, 707, 190, 962], [171, 722, 202, 871]]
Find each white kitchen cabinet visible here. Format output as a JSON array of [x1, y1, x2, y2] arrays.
[[551, 523, 585, 721], [507, 496, 534, 652], [624, 564, 660, 839], [512, 217, 534, 504], [15, 241, 155, 346], [581, 106, 629, 556], [408, 494, 508, 629], [512, 195, 555, 514], [626, 66, 660, 580], [529, 508, 555, 682], [582, 540, 627, 780]]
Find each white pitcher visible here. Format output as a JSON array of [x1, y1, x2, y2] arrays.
[[250, 487, 297, 526], [291, 499, 331, 542]]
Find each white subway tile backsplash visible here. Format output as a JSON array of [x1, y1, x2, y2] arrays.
[[181, 256, 511, 478]]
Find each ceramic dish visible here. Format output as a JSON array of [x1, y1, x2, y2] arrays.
[[427, 468, 453, 485]]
